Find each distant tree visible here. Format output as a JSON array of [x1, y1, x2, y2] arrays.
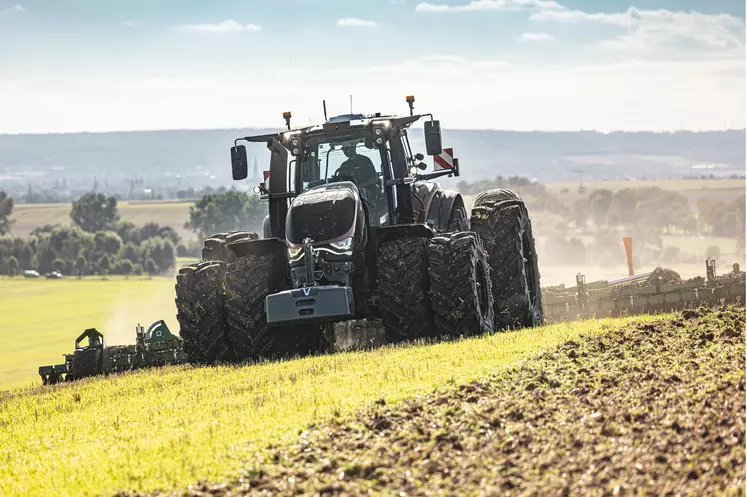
[[70, 193, 120, 232], [6, 256, 18, 276], [75, 254, 87, 278], [176, 243, 188, 257], [0, 191, 14, 235], [30, 224, 57, 236], [119, 259, 133, 279], [185, 190, 264, 240], [119, 242, 141, 264], [144, 258, 157, 275], [97, 254, 111, 277], [114, 221, 140, 244], [158, 239, 176, 272], [53, 258, 65, 274], [572, 199, 588, 229], [93, 231, 123, 256], [588, 189, 613, 227]]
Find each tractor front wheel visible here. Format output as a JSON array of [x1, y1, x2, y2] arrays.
[[377, 237, 434, 343]]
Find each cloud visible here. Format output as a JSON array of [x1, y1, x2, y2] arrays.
[[531, 6, 745, 50], [336, 18, 378, 28], [0, 4, 25, 15], [119, 21, 141, 28], [415, 0, 561, 13], [182, 20, 262, 33], [514, 32, 555, 42]]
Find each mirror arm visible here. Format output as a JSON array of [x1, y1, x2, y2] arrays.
[[414, 170, 454, 181]]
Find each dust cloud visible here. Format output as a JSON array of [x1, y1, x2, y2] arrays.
[[104, 279, 178, 346]]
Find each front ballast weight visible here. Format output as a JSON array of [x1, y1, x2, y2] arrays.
[[38, 320, 189, 386], [266, 238, 355, 326]]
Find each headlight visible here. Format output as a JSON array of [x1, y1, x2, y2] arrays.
[[329, 237, 353, 251]]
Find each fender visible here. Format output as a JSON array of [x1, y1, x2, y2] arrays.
[[228, 237, 287, 259], [372, 223, 435, 246], [425, 189, 464, 231]]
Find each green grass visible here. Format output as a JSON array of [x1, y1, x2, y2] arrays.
[[0, 278, 178, 390], [10, 201, 194, 238], [0, 313, 661, 497]]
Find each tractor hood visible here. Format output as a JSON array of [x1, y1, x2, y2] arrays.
[[285, 181, 360, 246]]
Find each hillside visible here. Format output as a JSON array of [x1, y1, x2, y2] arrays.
[[0, 129, 743, 202], [1, 307, 742, 497], [10, 201, 194, 238]]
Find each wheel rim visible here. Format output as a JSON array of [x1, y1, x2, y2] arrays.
[[522, 231, 539, 314], [475, 259, 490, 322]]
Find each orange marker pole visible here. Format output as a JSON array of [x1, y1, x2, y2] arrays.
[[623, 237, 634, 276]]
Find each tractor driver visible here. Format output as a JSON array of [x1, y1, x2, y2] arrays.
[[336, 144, 380, 202]]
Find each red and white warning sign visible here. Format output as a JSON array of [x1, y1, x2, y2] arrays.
[[263, 170, 271, 188], [434, 148, 454, 171]]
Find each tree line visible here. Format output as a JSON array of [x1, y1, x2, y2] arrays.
[[0, 189, 266, 277], [457, 176, 745, 238]]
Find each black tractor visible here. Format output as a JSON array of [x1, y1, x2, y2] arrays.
[[175, 96, 543, 363]]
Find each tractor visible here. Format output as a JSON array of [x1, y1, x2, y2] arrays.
[[175, 96, 543, 363]]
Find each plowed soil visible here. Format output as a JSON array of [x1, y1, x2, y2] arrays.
[[138, 306, 746, 497]]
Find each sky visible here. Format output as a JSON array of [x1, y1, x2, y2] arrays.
[[0, 0, 745, 133]]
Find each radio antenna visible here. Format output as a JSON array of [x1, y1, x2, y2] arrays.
[[349, 94, 353, 113], [323, 100, 328, 121]]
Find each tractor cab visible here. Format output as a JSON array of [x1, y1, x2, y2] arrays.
[[231, 96, 461, 238]]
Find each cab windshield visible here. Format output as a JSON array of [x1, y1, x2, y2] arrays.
[[299, 137, 385, 193]]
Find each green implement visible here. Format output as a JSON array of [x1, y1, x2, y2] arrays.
[[38, 320, 189, 385]]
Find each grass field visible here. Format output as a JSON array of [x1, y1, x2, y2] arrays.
[[0, 313, 661, 497], [0, 278, 178, 390], [10, 201, 194, 238]]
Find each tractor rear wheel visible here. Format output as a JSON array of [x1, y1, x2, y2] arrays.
[[176, 261, 233, 363], [70, 347, 101, 380], [378, 237, 434, 343], [202, 231, 259, 263], [447, 203, 470, 232], [470, 190, 543, 330], [224, 243, 326, 360], [428, 232, 494, 337]]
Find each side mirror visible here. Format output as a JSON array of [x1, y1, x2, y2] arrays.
[[424, 120, 443, 156], [231, 145, 248, 180]]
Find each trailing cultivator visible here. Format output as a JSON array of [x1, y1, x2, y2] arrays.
[[542, 259, 746, 324], [38, 321, 188, 385]]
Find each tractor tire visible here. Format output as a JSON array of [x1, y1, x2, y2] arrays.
[[447, 203, 470, 232], [202, 231, 259, 263], [470, 193, 543, 330], [377, 237, 434, 343], [175, 264, 201, 359], [70, 347, 101, 380], [224, 246, 326, 360], [428, 232, 494, 337], [178, 262, 233, 363], [473, 188, 519, 208]]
